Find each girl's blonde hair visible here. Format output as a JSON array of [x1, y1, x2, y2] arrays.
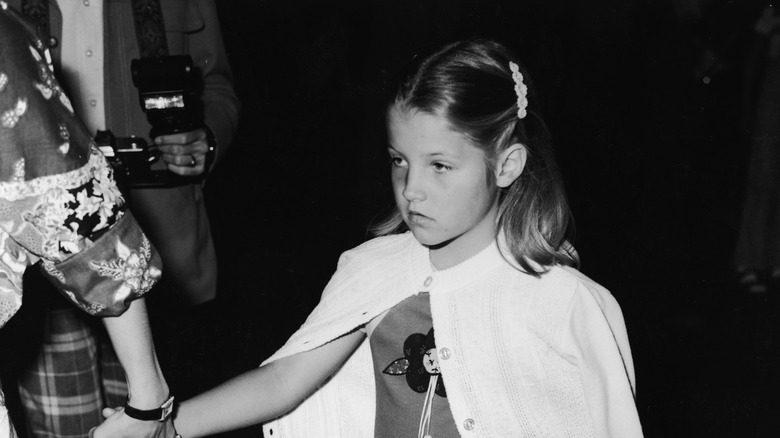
[[371, 37, 579, 275]]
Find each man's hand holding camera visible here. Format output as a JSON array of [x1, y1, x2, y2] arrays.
[[128, 54, 216, 184], [153, 127, 213, 176]]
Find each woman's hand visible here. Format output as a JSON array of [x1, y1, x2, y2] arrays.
[[89, 407, 178, 438]]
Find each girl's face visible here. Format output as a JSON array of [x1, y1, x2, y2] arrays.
[[387, 107, 500, 269]]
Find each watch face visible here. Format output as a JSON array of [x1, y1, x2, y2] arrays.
[[160, 395, 175, 420]]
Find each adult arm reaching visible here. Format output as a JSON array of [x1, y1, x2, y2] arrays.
[[1, 4, 171, 436]]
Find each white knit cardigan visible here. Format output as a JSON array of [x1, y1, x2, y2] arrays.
[[261, 233, 643, 437]]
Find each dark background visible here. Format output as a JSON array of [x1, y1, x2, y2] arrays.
[[204, 1, 779, 437]]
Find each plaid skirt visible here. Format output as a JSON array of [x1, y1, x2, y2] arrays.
[[17, 308, 126, 438]]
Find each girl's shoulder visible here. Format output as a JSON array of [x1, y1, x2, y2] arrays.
[[502, 266, 627, 351], [545, 265, 610, 294], [519, 264, 618, 313], [335, 232, 418, 269]]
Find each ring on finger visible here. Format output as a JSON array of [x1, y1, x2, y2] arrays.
[[187, 155, 196, 167]]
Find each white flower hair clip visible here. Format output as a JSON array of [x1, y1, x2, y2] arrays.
[[509, 61, 528, 120]]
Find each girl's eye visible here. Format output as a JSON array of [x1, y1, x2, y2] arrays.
[[390, 156, 407, 167], [432, 162, 452, 172]]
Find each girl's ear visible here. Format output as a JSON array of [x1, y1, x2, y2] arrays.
[[495, 143, 527, 188]]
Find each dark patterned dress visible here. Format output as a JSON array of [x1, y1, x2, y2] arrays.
[[0, 4, 162, 435]]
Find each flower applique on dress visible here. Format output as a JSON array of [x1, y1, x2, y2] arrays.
[[28, 44, 74, 113], [58, 123, 70, 155], [0, 67, 24, 129], [384, 327, 447, 396], [1, 97, 26, 128], [89, 235, 160, 303], [383, 327, 446, 438]]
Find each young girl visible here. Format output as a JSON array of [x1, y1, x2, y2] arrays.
[[100, 37, 642, 438]]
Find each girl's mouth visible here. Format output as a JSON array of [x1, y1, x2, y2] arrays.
[[407, 211, 432, 225]]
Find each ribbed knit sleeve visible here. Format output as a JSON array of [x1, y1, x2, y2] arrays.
[[262, 233, 430, 438], [562, 270, 642, 436]]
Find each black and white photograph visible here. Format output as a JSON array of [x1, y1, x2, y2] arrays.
[[1, 0, 777, 437]]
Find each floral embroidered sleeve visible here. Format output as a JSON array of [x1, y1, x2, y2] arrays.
[[0, 3, 161, 328]]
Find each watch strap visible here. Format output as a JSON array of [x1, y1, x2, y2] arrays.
[[124, 394, 175, 422]]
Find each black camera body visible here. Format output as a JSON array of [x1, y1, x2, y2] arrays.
[[98, 55, 202, 189], [95, 130, 188, 188]]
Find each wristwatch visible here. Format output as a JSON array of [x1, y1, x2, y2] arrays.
[[124, 394, 175, 422]]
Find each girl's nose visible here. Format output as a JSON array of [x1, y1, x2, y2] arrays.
[[402, 168, 426, 202]]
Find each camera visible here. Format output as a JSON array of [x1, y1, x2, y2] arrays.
[[96, 55, 203, 189], [131, 55, 202, 139], [95, 130, 192, 188]]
